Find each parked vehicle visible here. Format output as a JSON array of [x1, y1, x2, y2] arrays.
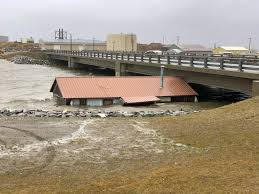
[[144, 50, 163, 56]]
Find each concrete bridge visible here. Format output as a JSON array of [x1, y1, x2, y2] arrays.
[[46, 50, 259, 96]]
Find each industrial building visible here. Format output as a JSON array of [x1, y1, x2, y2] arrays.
[[165, 44, 212, 56], [107, 33, 137, 52], [0, 36, 9, 42], [21, 37, 34, 44], [213, 46, 249, 56], [41, 39, 107, 51], [50, 76, 198, 106]]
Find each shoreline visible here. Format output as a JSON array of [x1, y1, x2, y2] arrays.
[[0, 108, 198, 118]]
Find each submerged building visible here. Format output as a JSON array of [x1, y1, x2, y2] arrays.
[[50, 76, 198, 106]]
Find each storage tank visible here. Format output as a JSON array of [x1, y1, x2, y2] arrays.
[[107, 33, 137, 52]]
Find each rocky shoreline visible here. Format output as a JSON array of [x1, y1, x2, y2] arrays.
[[0, 108, 198, 118], [10, 55, 50, 65]]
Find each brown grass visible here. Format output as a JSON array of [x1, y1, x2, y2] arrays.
[[0, 98, 258, 193]]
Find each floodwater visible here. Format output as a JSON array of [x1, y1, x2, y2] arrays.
[[0, 59, 228, 111], [0, 60, 96, 109], [0, 59, 236, 190]]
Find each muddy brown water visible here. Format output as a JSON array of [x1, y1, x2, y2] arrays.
[[0, 59, 227, 110], [0, 59, 227, 177]]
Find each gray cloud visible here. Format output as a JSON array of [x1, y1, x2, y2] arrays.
[[0, 0, 258, 49]]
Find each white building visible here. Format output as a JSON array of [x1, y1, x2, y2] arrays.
[[21, 37, 34, 44]]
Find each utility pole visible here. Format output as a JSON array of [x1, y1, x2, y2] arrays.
[[131, 33, 134, 52], [93, 37, 95, 51], [214, 42, 217, 49], [177, 36, 180, 45], [248, 37, 252, 53], [69, 33, 73, 52], [112, 41, 115, 52]]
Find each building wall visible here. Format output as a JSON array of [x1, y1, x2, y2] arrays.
[[41, 43, 106, 51], [107, 34, 137, 52], [213, 48, 248, 55], [21, 38, 34, 44], [0, 36, 9, 42]]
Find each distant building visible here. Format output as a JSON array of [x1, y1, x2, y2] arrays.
[[0, 36, 9, 42], [137, 43, 163, 52], [166, 44, 212, 56], [107, 33, 137, 52], [41, 39, 106, 51], [213, 46, 249, 56], [21, 37, 34, 44], [50, 76, 198, 106]]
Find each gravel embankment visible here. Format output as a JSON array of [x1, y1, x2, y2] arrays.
[[10, 55, 50, 65], [0, 108, 198, 118]]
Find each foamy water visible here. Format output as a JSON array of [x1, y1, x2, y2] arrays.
[[0, 59, 89, 109], [0, 120, 94, 158]]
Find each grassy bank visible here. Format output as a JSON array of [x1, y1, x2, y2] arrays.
[[79, 97, 258, 193], [0, 97, 258, 193]]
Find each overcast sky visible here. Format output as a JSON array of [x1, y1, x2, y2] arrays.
[[0, 0, 258, 49]]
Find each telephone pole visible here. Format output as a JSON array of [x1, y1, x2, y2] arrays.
[[248, 37, 252, 53], [93, 37, 96, 51], [177, 36, 180, 45]]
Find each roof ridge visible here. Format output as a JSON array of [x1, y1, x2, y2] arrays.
[[55, 76, 175, 78]]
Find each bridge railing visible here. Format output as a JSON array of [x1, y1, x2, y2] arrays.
[[47, 50, 259, 73]]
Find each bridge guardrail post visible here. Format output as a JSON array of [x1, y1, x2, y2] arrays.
[[116, 53, 119, 60], [134, 54, 137, 62], [167, 55, 171, 64], [219, 58, 224, 70], [111, 53, 113, 60], [141, 53, 144, 62], [106, 52, 108, 59], [149, 56, 152, 63], [157, 55, 161, 64], [190, 57, 194, 67], [101, 52, 104, 58], [121, 53, 124, 61], [127, 54, 130, 61], [178, 56, 182, 65], [238, 59, 244, 72], [204, 57, 208, 68]]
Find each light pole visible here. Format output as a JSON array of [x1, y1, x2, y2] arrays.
[[112, 41, 115, 52], [69, 33, 73, 53], [248, 37, 252, 54], [93, 37, 95, 51]]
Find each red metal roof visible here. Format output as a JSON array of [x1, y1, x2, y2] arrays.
[[50, 76, 198, 99], [122, 96, 160, 104]]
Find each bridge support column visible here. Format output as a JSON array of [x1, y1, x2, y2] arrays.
[[68, 57, 79, 68], [252, 80, 259, 96], [115, 61, 127, 76]]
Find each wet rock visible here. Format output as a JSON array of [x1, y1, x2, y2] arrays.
[[10, 56, 51, 65], [0, 108, 194, 118]]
